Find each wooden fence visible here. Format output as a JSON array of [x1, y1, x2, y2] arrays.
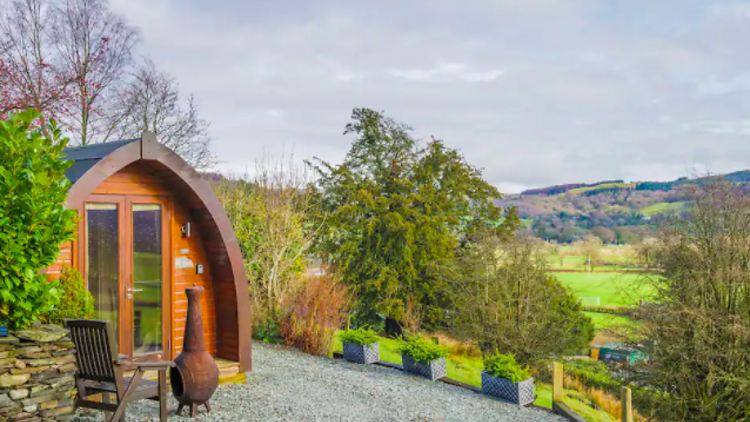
[[552, 362, 633, 422]]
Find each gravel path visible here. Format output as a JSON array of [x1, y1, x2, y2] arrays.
[[75, 343, 565, 422]]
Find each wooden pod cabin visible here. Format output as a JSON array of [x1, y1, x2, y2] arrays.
[[46, 132, 252, 373]]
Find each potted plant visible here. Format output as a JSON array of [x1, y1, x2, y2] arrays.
[[397, 335, 450, 380], [339, 328, 380, 364], [481, 352, 535, 405]]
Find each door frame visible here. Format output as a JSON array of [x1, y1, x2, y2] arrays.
[[81, 194, 172, 360]]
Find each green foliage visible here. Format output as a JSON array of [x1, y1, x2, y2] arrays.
[[212, 166, 312, 321], [451, 234, 595, 365], [0, 110, 77, 330], [310, 108, 516, 326], [483, 352, 531, 382], [252, 320, 283, 344], [42, 266, 94, 325], [564, 359, 618, 390], [339, 328, 379, 345], [396, 334, 450, 362], [637, 181, 750, 422]]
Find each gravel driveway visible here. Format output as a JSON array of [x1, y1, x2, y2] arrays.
[[75, 343, 565, 422]]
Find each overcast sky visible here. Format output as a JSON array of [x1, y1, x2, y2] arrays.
[[110, 0, 750, 193]]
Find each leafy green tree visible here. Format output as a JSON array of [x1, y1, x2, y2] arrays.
[[451, 232, 594, 365], [0, 110, 77, 329], [310, 108, 511, 329]]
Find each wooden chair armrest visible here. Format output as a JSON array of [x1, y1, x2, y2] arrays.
[[130, 361, 175, 370]]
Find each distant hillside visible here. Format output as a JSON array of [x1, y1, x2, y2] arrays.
[[498, 170, 750, 244]]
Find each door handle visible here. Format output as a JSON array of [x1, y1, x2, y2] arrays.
[[126, 287, 143, 299]]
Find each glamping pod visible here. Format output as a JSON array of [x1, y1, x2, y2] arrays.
[[45, 132, 252, 372]]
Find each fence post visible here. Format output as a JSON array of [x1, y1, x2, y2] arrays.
[[346, 316, 351, 331], [621, 387, 633, 422], [553, 362, 563, 403]]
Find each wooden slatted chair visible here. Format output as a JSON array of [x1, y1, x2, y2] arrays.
[[65, 319, 175, 422]]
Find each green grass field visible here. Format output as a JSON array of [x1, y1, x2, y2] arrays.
[[546, 245, 638, 272], [639, 201, 687, 216], [552, 272, 651, 307]]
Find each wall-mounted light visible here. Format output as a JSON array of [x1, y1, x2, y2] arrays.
[[181, 222, 192, 238]]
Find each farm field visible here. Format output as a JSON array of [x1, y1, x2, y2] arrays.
[[552, 271, 651, 307], [639, 201, 687, 216], [546, 245, 640, 272]]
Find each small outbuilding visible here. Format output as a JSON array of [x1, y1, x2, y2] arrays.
[[45, 132, 252, 372]]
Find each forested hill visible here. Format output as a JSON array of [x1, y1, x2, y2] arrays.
[[496, 170, 750, 244]]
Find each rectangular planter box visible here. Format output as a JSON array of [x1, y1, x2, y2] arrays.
[[343, 341, 380, 364], [481, 371, 535, 406], [402, 355, 447, 381]]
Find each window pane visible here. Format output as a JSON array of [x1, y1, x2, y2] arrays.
[[132, 204, 162, 355], [86, 203, 119, 339]]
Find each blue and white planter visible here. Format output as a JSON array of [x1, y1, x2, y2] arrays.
[[343, 341, 380, 364], [481, 371, 535, 406], [402, 355, 447, 381]]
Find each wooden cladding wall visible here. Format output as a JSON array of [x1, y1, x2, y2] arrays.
[[92, 163, 172, 196], [172, 203, 217, 358], [46, 240, 75, 281], [145, 166, 242, 363]]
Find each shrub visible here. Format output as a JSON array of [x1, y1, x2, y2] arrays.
[[483, 352, 531, 382], [0, 110, 77, 330], [397, 335, 450, 363], [564, 359, 619, 391], [339, 328, 378, 346], [636, 181, 750, 421], [279, 273, 349, 356], [212, 157, 316, 324], [252, 319, 283, 344], [431, 332, 482, 359], [450, 234, 594, 365], [41, 266, 94, 325]]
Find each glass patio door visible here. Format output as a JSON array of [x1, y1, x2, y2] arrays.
[[129, 199, 166, 358], [85, 196, 169, 359]]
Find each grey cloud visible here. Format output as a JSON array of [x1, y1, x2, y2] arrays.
[[111, 0, 750, 192]]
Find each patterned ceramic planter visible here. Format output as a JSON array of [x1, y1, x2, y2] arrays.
[[481, 372, 535, 406], [343, 341, 380, 364], [402, 355, 447, 381]]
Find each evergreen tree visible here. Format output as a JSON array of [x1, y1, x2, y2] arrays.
[[310, 108, 514, 329]]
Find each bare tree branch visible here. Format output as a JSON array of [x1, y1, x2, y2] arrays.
[[112, 59, 216, 169], [51, 0, 138, 144], [0, 0, 74, 123]]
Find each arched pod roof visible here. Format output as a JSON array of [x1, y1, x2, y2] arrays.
[[62, 132, 252, 372]]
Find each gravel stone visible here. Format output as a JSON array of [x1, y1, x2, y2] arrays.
[[74, 343, 566, 422]]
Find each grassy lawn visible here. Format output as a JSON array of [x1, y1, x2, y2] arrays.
[[552, 272, 651, 307]]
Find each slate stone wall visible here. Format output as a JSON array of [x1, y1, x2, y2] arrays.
[[0, 325, 77, 421]]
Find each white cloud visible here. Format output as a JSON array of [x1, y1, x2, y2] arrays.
[[109, 0, 750, 189], [387, 62, 503, 83]]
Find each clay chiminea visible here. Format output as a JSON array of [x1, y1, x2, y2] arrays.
[[171, 286, 219, 417]]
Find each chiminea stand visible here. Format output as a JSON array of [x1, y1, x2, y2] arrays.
[[170, 286, 220, 417]]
